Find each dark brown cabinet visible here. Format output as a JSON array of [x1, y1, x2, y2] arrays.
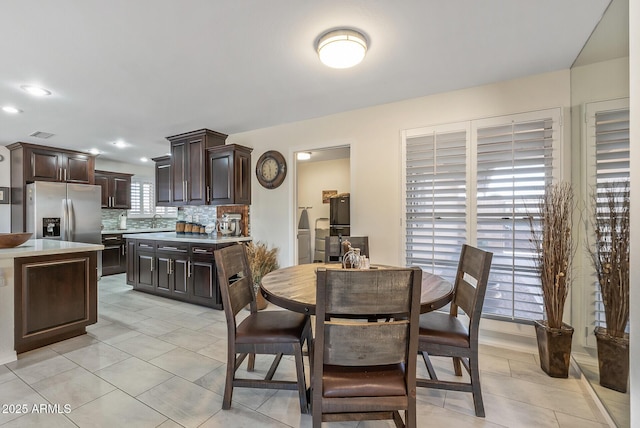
[[101, 234, 127, 276], [126, 237, 239, 309], [207, 144, 252, 205], [152, 155, 171, 206], [7, 142, 96, 232], [166, 129, 227, 206], [95, 170, 133, 209], [14, 251, 98, 353], [156, 243, 189, 298]]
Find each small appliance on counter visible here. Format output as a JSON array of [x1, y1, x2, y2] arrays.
[[118, 211, 127, 230], [217, 213, 243, 236]]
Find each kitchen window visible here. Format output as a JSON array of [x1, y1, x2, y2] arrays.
[[130, 178, 177, 218], [402, 108, 561, 322]]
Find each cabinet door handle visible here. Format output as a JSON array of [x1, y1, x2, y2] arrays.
[[184, 181, 187, 200], [64, 168, 67, 181], [58, 168, 62, 181], [103, 237, 119, 241], [192, 248, 209, 254], [167, 259, 172, 275], [160, 246, 179, 251], [187, 260, 192, 278], [150, 258, 154, 272], [206, 186, 210, 202], [122, 244, 125, 256]]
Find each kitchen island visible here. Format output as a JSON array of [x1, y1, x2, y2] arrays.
[[124, 232, 251, 309], [0, 239, 103, 364]]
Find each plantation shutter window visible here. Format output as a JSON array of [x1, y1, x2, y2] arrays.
[[404, 124, 469, 281], [475, 115, 555, 320], [403, 108, 561, 323], [130, 178, 178, 218]]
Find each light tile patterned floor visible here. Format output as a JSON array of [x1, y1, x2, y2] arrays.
[[0, 274, 612, 427]]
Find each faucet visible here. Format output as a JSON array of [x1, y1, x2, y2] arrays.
[[151, 214, 162, 228]]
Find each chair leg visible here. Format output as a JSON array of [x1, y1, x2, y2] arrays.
[[294, 344, 309, 413], [452, 356, 463, 376], [247, 353, 256, 372], [469, 355, 485, 417], [223, 351, 237, 410]]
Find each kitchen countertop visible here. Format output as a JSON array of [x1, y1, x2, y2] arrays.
[[123, 232, 252, 244], [102, 228, 175, 235], [0, 239, 104, 259]]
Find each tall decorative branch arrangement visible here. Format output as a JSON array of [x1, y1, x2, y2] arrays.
[[588, 180, 630, 338], [528, 182, 574, 329]]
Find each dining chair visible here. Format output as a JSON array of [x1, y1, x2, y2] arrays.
[[324, 236, 369, 263], [312, 267, 422, 427], [416, 244, 493, 417], [214, 244, 312, 413]]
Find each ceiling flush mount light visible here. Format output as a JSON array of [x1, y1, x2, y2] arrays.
[[140, 157, 148, 162], [317, 29, 367, 69], [112, 140, 127, 148], [20, 85, 52, 96], [297, 152, 311, 160], [2, 106, 22, 114], [88, 148, 101, 155]]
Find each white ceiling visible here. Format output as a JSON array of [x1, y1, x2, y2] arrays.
[[0, 0, 612, 165]]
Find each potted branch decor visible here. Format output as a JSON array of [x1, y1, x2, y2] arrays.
[[528, 182, 575, 378], [246, 241, 279, 310], [588, 180, 630, 392]]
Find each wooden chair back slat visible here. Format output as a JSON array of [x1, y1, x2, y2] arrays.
[[451, 244, 493, 332], [324, 269, 413, 315], [324, 321, 409, 366], [215, 244, 256, 319]]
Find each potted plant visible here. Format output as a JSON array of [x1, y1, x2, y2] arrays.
[[528, 182, 575, 378], [588, 180, 630, 392], [246, 241, 279, 310]]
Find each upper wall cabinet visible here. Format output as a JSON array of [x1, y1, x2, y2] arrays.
[[95, 170, 133, 209], [207, 144, 252, 205], [8, 142, 95, 185], [7, 142, 96, 232], [166, 129, 227, 206], [152, 155, 171, 207]]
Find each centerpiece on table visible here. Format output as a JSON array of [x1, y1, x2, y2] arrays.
[[528, 182, 575, 378], [588, 180, 630, 392], [246, 241, 279, 310]]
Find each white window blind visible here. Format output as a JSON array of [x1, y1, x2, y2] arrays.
[[130, 179, 177, 218], [475, 116, 555, 320], [585, 99, 630, 336], [404, 124, 469, 281], [403, 109, 560, 323]]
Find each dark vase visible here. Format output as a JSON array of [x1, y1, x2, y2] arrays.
[[595, 327, 629, 393], [534, 320, 574, 378]]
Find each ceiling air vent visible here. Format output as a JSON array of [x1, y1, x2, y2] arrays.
[[29, 131, 55, 139]]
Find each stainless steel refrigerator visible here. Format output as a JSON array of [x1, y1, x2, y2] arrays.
[[25, 181, 102, 276]]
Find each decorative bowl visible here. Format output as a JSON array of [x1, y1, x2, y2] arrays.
[[0, 232, 33, 249]]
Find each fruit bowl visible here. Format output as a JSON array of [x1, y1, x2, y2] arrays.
[[0, 233, 33, 249]]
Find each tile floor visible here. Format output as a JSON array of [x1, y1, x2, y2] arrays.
[[0, 274, 613, 427]]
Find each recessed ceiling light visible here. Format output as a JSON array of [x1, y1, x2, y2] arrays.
[[140, 157, 149, 162], [88, 148, 101, 155], [112, 140, 127, 148], [297, 152, 311, 160], [20, 85, 52, 96], [2, 106, 22, 114], [317, 29, 367, 69]]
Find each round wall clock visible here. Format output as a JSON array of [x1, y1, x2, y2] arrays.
[[256, 150, 287, 189]]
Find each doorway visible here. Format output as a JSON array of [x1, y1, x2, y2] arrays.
[[295, 146, 350, 265]]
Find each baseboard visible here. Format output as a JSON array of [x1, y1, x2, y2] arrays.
[[573, 357, 617, 428]]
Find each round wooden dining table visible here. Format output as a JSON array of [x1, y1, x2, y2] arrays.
[[260, 263, 454, 315]]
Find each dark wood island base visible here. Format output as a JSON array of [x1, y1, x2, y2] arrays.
[[14, 251, 98, 353]]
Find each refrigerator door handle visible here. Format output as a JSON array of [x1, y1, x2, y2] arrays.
[[62, 198, 69, 241], [68, 199, 75, 241]]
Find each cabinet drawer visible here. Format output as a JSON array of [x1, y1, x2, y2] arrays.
[[190, 244, 217, 256], [156, 243, 189, 253], [102, 234, 123, 245], [136, 240, 156, 251]]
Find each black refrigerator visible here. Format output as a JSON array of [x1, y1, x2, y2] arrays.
[[329, 193, 350, 236]]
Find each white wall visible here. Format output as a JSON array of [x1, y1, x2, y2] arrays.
[[0, 147, 10, 232], [231, 69, 571, 269], [628, 0, 638, 423], [297, 157, 350, 258]]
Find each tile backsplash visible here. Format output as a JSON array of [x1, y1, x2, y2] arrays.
[[101, 205, 250, 234]]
